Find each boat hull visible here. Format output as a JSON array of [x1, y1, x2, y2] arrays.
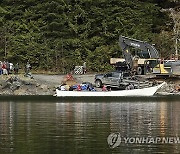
[[55, 82, 166, 97]]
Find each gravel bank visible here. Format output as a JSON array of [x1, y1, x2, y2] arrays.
[[0, 74, 96, 95], [0, 74, 179, 95], [33, 74, 95, 86]]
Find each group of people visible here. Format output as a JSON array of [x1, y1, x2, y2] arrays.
[[0, 61, 19, 75], [0, 60, 30, 76], [0, 60, 33, 76]]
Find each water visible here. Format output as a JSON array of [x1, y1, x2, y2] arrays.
[[0, 96, 180, 154]]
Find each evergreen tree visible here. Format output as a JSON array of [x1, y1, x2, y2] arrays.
[[0, 0, 174, 72]]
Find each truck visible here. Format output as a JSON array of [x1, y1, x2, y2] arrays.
[[118, 35, 180, 76], [95, 71, 151, 89]]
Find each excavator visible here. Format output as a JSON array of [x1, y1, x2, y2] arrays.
[[117, 35, 180, 76]]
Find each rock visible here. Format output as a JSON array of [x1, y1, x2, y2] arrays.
[[21, 80, 33, 85], [36, 83, 40, 87], [40, 84, 48, 90], [2, 82, 12, 89], [0, 89, 13, 95], [0, 75, 55, 95], [14, 88, 27, 95], [175, 84, 180, 91], [11, 81, 21, 91]]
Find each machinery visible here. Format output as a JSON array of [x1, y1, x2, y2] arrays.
[[118, 35, 180, 76]]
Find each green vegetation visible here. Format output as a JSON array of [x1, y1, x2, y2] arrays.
[[0, 0, 179, 73]]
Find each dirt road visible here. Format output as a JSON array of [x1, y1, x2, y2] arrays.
[[33, 74, 96, 86]]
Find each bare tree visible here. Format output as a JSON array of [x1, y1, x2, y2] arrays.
[[170, 8, 180, 59], [161, 7, 180, 59]]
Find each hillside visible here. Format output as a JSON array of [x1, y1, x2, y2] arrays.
[[0, 0, 179, 72]]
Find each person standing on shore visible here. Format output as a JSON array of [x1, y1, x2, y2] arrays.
[[2, 61, 7, 75], [83, 62, 86, 74], [14, 63, 19, 74], [25, 61, 31, 77], [6, 61, 10, 75]]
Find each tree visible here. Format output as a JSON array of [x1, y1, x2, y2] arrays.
[[170, 8, 180, 59], [0, 0, 174, 72], [161, 6, 180, 59]]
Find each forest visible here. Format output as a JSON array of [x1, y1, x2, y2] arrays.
[[0, 0, 179, 73]]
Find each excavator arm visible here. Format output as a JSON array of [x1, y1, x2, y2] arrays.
[[119, 35, 160, 71]]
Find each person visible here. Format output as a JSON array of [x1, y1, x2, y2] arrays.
[[2, 61, 7, 75], [77, 84, 81, 91], [87, 85, 90, 91], [69, 86, 74, 91], [60, 85, 66, 91], [14, 63, 19, 74], [9, 63, 14, 73], [102, 85, 107, 91], [24, 61, 31, 77], [83, 62, 86, 74], [6, 61, 10, 75]]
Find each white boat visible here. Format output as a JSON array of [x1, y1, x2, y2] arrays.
[[54, 82, 166, 97]]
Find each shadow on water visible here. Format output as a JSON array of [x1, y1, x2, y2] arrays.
[[0, 95, 179, 103]]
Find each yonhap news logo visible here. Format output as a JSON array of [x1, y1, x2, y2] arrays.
[[107, 133, 121, 148], [107, 133, 180, 149]]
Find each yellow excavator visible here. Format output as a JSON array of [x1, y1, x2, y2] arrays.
[[117, 35, 180, 77]]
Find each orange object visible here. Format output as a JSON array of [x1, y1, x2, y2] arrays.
[[66, 73, 74, 81]]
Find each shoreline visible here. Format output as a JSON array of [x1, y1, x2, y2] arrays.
[[0, 95, 180, 103], [0, 74, 179, 96]]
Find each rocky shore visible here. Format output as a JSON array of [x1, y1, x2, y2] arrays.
[[0, 75, 53, 95], [0, 74, 179, 96], [0, 74, 95, 95]]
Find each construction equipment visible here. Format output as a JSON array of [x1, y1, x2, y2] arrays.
[[118, 35, 180, 76]]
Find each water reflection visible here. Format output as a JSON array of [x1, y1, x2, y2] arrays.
[[160, 102, 166, 135], [0, 97, 180, 153]]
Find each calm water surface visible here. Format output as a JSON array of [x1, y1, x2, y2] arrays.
[[0, 96, 180, 154]]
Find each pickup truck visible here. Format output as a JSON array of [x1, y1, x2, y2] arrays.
[[94, 71, 149, 89]]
